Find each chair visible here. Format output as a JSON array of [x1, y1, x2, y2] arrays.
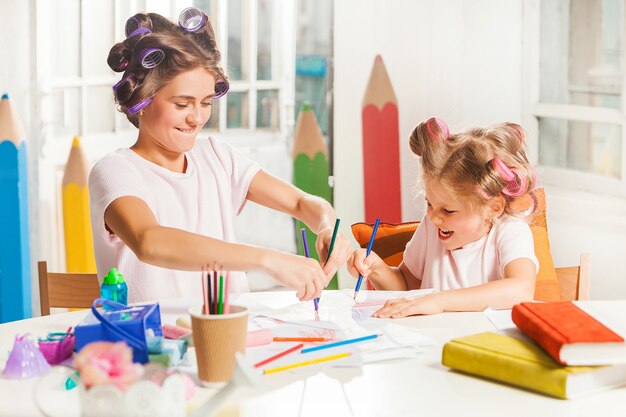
[[38, 261, 100, 316], [555, 253, 590, 301]]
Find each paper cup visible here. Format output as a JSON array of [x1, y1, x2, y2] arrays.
[[189, 305, 248, 386]]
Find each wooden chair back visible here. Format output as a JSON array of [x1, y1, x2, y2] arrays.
[[38, 261, 100, 316], [555, 254, 590, 301]]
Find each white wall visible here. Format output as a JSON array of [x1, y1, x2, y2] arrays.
[[333, 0, 626, 298]]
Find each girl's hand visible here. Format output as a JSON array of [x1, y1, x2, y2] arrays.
[[347, 248, 384, 279], [316, 229, 352, 280], [262, 250, 327, 301], [373, 293, 444, 318]]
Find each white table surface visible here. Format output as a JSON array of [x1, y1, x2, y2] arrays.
[[1, 291, 625, 417]]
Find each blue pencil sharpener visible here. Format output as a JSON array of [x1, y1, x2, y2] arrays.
[[75, 298, 162, 363]]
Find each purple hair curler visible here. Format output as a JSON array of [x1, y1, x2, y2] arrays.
[[113, 73, 134, 92], [178, 7, 207, 32], [2, 334, 51, 379], [125, 17, 141, 37], [213, 80, 229, 99], [127, 97, 153, 115], [140, 48, 165, 69], [128, 27, 151, 38]]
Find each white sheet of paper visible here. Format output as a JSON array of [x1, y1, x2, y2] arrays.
[[483, 307, 515, 330]]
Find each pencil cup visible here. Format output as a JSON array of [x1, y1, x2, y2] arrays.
[[189, 305, 248, 386]]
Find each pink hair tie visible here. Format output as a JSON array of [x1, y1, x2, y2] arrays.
[[492, 157, 527, 197], [426, 117, 450, 140]]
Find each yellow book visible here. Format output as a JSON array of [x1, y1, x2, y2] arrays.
[[442, 332, 626, 399]]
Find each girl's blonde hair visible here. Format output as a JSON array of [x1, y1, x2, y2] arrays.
[[409, 117, 537, 217]]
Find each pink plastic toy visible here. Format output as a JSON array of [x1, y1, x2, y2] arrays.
[[38, 333, 76, 365], [2, 334, 51, 379]]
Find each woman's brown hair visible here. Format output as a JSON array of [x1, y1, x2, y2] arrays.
[[108, 12, 227, 128]]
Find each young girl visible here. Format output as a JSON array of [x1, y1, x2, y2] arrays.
[[348, 117, 539, 317], [89, 8, 350, 303]]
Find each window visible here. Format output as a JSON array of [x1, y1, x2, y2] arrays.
[[525, 0, 626, 195], [194, 0, 282, 131]]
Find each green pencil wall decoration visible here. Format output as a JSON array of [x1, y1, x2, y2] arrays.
[[292, 102, 336, 289]]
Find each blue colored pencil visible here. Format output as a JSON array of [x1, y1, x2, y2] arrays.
[[301, 334, 379, 354], [316, 218, 340, 308], [354, 218, 380, 299], [300, 228, 318, 311], [0, 93, 31, 322]]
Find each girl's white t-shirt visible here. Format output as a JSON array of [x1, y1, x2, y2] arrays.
[[402, 215, 539, 290], [88, 137, 261, 303]]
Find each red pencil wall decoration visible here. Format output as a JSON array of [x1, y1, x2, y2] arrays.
[[361, 55, 402, 224]]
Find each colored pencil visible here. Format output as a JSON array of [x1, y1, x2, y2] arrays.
[[323, 218, 340, 267], [292, 102, 336, 289], [301, 227, 318, 312], [362, 55, 402, 223], [62, 136, 96, 273], [316, 218, 340, 307], [300, 334, 379, 354], [212, 271, 218, 314], [273, 337, 331, 342], [253, 343, 304, 368], [207, 271, 213, 315], [263, 352, 351, 375], [224, 271, 230, 314], [202, 269, 209, 315], [218, 273, 224, 314], [354, 218, 380, 299], [0, 93, 31, 322]]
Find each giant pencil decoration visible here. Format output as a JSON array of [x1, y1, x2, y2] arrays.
[[0, 93, 31, 322], [62, 136, 96, 273], [292, 102, 337, 289], [361, 55, 402, 223]]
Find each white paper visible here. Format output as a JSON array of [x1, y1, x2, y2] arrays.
[[483, 307, 515, 330]]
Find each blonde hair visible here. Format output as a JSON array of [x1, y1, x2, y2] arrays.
[[409, 117, 537, 217]]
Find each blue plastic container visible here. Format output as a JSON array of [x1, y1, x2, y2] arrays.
[[75, 299, 162, 363], [100, 267, 128, 306]]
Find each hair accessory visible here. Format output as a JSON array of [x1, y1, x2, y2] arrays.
[[179, 7, 208, 32], [426, 117, 450, 140], [112, 73, 134, 92], [492, 157, 527, 197], [124, 17, 152, 38], [128, 27, 151, 38], [127, 98, 153, 115], [213, 80, 229, 99], [140, 48, 165, 69]]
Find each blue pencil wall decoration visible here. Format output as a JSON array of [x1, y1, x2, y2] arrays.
[[0, 93, 31, 322]]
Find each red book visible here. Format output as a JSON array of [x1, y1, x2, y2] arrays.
[[512, 301, 626, 366]]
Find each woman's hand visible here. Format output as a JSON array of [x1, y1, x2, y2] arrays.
[[373, 293, 444, 318], [315, 228, 352, 280], [262, 250, 327, 301], [347, 248, 384, 279]]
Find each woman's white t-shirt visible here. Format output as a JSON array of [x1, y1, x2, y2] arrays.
[[89, 137, 260, 303]]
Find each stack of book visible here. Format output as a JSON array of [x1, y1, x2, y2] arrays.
[[441, 301, 626, 399]]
